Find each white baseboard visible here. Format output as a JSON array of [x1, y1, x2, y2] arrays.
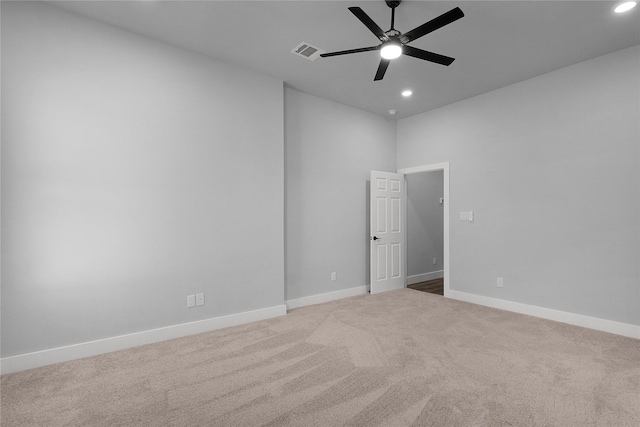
[[286, 286, 368, 310], [407, 270, 444, 285], [5, 290, 634, 375], [447, 290, 639, 339], [0, 304, 287, 375]]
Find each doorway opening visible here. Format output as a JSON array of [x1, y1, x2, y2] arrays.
[[398, 163, 450, 297], [406, 170, 444, 295]]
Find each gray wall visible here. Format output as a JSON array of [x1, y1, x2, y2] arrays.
[[1, 2, 285, 357], [406, 171, 444, 277], [285, 88, 396, 300], [397, 46, 640, 326], [2, 1, 637, 363]]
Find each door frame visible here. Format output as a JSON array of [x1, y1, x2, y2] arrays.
[[397, 162, 450, 297]]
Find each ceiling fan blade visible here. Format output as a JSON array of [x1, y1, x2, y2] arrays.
[[374, 59, 391, 81], [402, 7, 464, 43], [348, 7, 388, 42], [320, 45, 380, 58], [403, 45, 455, 66]]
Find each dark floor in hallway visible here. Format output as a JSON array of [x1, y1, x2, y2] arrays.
[[407, 278, 443, 295]]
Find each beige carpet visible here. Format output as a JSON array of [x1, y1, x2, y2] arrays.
[[2, 289, 639, 426]]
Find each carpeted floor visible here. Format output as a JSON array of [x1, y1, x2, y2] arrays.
[[2, 288, 639, 426]]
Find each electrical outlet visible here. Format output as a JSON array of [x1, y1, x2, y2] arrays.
[[331, 272, 337, 282], [196, 293, 205, 306], [187, 295, 196, 308], [497, 277, 504, 288]]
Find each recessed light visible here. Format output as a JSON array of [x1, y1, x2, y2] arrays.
[[614, 1, 636, 13], [402, 90, 413, 97]]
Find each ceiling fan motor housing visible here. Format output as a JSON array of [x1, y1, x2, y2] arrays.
[[385, 0, 401, 9]]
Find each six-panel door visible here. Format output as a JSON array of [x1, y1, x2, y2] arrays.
[[370, 170, 405, 294]]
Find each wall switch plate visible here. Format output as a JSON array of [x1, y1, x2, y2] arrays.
[[187, 294, 196, 308], [331, 272, 337, 281], [433, 257, 437, 265], [196, 293, 205, 306], [497, 277, 504, 288], [460, 211, 474, 222], [439, 198, 444, 204]]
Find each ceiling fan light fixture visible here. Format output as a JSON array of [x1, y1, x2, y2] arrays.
[[380, 42, 402, 60], [614, 1, 636, 13]]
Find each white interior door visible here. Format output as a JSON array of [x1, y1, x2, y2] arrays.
[[370, 170, 406, 294]]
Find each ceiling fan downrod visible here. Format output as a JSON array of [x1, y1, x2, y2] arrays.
[[386, 0, 401, 30]]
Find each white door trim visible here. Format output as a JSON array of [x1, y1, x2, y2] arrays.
[[398, 162, 450, 297]]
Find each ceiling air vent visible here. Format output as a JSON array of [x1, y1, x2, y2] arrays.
[[291, 42, 325, 61]]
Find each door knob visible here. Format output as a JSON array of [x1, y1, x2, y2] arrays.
[[372, 236, 380, 241]]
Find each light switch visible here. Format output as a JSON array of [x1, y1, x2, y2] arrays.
[[460, 211, 469, 221], [468, 211, 474, 222]]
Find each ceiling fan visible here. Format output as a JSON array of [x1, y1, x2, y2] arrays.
[[320, 0, 464, 81]]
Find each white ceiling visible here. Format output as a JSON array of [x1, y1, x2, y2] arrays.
[[52, 0, 640, 120]]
